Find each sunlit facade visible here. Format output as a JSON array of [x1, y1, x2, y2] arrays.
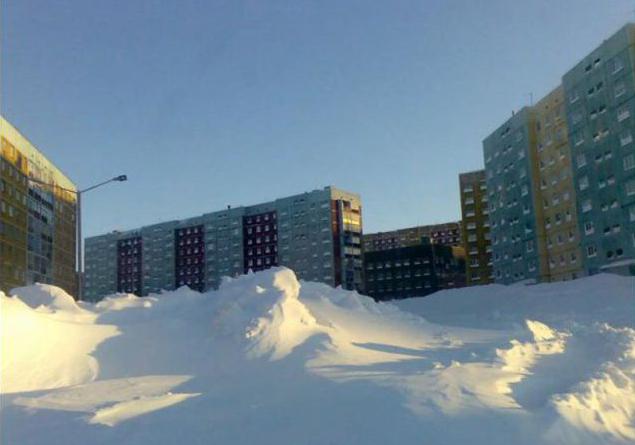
[[534, 86, 584, 281], [459, 169, 493, 285], [0, 116, 77, 295]]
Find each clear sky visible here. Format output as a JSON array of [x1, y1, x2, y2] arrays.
[[2, 0, 633, 237]]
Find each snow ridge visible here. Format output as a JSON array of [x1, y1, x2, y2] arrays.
[[1, 268, 634, 445]]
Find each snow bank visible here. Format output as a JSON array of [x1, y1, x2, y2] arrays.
[[395, 273, 635, 329], [1, 293, 117, 394], [1, 268, 634, 445], [9, 283, 83, 314]]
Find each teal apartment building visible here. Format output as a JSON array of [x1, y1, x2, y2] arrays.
[[563, 23, 635, 275], [483, 108, 548, 284]]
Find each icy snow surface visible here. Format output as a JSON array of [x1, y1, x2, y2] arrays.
[[1, 268, 634, 444]]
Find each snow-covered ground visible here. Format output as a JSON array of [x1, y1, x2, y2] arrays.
[[1, 268, 633, 444]]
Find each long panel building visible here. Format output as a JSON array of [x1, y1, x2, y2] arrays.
[[84, 186, 363, 301], [0, 116, 77, 295]]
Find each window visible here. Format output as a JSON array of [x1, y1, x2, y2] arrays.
[[618, 107, 631, 123], [582, 200, 592, 212], [587, 245, 597, 258], [627, 180, 635, 196], [584, 221, 594, 235], [573, 132, 585, 146], [621, 130, 633, 147], [572, 111, 583, 125], [576, 153, 586, 168], [624, 154, 635, 171], [611, 57, 624, 74], [579, 176, 589, 191], [614, 81, 626, 98]]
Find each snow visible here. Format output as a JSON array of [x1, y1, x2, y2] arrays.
[[1, 268, 634, 444]]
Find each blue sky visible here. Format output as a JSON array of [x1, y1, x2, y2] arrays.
[[2, 0, 633, 237]]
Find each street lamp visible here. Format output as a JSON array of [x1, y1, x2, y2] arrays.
[[28, 174, 127, 300], [76, 175, 127, 300]]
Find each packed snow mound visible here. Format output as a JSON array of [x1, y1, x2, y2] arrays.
[[548, 326, 635, 443], [2, 268, 634, 445], [8, 283, 83, 313], [395, 273, 635, 328], [1, 293, 117, 394]]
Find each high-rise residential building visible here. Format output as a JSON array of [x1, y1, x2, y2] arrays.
[[363, 237, 464, 300], [563, 23, 635, 276], [459, 169, 493, 284], [484, 23, 635, 283], [0, 116, 77, 295], [84, 186, 363, 301], [362, 222, 462, 251], [362, 222, 466, 296], [534, 86, 584, 281], [483, 107, 549, 284]]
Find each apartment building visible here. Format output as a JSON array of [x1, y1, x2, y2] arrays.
[[84, 186, 363, 301], [459, 169, 493, 284], [563, 23, 635, 276], [0, 116, 77, 295], [363, 237, 464, 300], [362, 223, 466, 297], [534, 87, 584, 280], [483, 107, 550, 284], [362, 222, 462, 252]]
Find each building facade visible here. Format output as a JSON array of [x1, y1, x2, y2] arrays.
[[362, 223, 466, 297], [363, 238, 464, 300], [0, 116, 77, 295], [362, 222, 462, 252], [534, 87, 584, 281], [563, 23, 635, 276], [84, 186, 363, 301], [483, 107, 549, 284], [459, 169, 493, 284]]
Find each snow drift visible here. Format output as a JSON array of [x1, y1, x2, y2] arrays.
[[1, 268, 634, 444]]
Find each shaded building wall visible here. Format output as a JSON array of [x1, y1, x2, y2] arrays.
[[563, 23, 635, 276], [363, 241, 463, 300], [483, 108, 548, 284], [363, 222, 464, 292]]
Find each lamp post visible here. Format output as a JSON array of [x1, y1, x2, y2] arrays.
[[27, 175, 127, 300]]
